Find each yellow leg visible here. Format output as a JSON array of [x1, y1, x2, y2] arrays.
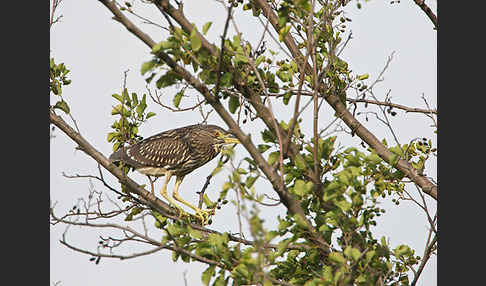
[[172, 176, 213, 225], [159, 171, 186, 217], [147, 175, 155, 196]]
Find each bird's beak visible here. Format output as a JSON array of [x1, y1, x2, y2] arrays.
[[223, 134, 240, 145]]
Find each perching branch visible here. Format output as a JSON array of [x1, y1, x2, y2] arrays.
[[98, 0, 331, 255], [50, 96, 309, 252]]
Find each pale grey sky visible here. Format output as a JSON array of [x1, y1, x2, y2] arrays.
[[50, 1, 437, 285]]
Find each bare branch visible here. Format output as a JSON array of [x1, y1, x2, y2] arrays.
[[347, 98, 437, 115], [412, 0, 438, 30], [50, 0, 64, 28], [410, 234, 437, 286]]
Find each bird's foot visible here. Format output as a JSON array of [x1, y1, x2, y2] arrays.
[[193, 209, 215, 225]]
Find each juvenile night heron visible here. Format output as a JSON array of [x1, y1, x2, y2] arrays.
[[109, 124, 239, 224]]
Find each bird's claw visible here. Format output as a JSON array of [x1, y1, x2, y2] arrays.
[[194, 209, 215, 225]]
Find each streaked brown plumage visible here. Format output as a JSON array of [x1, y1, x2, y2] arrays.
[[109, 124, 239, 224]]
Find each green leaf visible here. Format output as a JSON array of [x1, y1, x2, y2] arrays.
[[201, 264, 215, 285], [278, 219, 292, 232], [255, 55, 265, 67], [107, 132, 118, 143], [156, 72, 182, 88], [141, 61, 155, 75], [228, 95, 239, 114], [283, 92, 292, 105], [381, 236, 388, 247], [203, 194, 216, 208], [336, 170, 351, 185], [222, 182, 233, 191], [258, 144, 271, 153], [335, 198, 352, 212], [245, 176, 257, 188], [293, 213, 308, 228], [131, 92, 139, 106], [220, 72, 233, 87], [190, 28, 202, 52], [394, 244, 412, 256], [232, 263, 250, 280], [234, 53, 248, 64], [54, 100, 70, 114], [357, 73, 369, 81], [294, 155, 306, 171], [202, 21, 212, 35], [136, 100, 147, 117], [263, 279, 273, 286], [344, 246, 361, 261], [213, 274, 226, 286], [293, 180, 308, 196], [50, 80, 61, 95], [146, 112, 156, 119], [113, 142, 121, 152], [365, 250, 376, 262], [388, 154, 399, 166], [365, 153, 382, 165], [122, 88, 130, 105], [232, 35, 241, 48], [152, 42, 163, 54], [188, 227, 203, 240], [261, 129, 276, 143], [173, 89, 184, 108], [328, 252, 346, 265], [268, 151, 280, 166], [279, 25, 291, 42]]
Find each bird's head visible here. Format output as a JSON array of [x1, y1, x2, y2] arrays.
[[195, 125, 240, 152]]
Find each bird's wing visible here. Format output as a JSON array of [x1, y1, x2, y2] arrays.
[[123, 130, 193, 170]]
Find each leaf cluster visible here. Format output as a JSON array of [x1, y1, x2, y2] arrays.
[[107, 88, 156, 153], [50, 58, 72, 114]]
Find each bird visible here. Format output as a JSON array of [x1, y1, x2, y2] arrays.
[[109, 124, 239, 224]]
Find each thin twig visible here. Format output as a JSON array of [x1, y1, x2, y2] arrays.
[[410, 234, 437, 286], [347, 98, 437, 115], [213, 5, 233, 98]]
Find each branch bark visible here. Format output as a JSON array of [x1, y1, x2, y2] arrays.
[[347, 98, 437, 115], [51, 110, 312, 252], [253, 0, 437, 200], [412, 0, 438, 30]]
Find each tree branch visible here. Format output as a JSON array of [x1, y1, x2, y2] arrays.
[[253, 0, 437, 200], [410, 234, 437, 286], [348, 98, 437, 115], [412, 0, 438, 30], [51, 95, 309, 252], [98, 0, 331, 255]]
